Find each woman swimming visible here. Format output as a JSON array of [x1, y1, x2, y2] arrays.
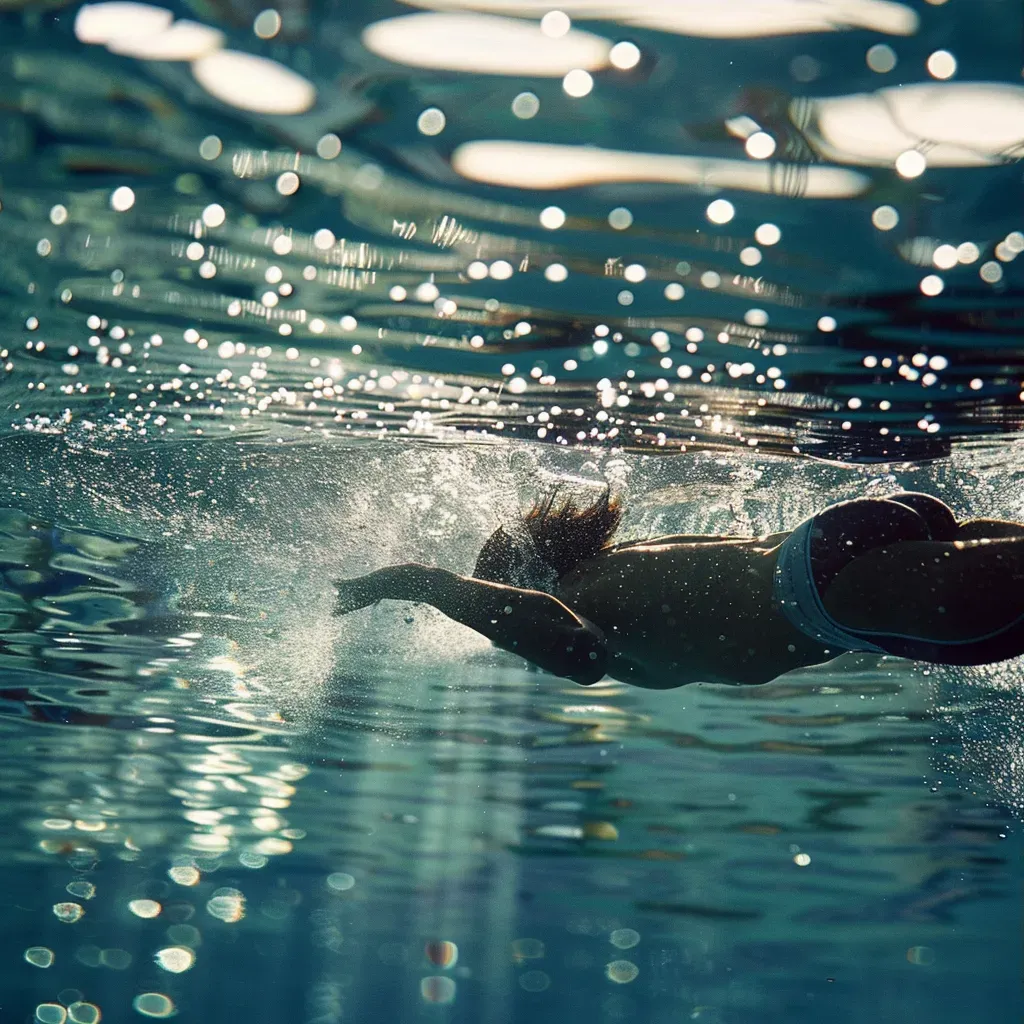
[[332, 490, 1024, 688]]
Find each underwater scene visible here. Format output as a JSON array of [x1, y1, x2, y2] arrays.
[[1, 0, 1023, 1021]]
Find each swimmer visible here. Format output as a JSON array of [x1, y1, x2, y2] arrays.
[[333, 490, 1024, 688]]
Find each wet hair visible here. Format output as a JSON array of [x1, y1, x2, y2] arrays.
[[473, 487, 623, 590]]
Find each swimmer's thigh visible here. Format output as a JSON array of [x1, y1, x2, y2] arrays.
[[821, 537, 1024, 653]]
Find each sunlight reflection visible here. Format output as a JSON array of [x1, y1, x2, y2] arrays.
[[452, 140, 869, 196], [106, 20, 224, 60], [806, 83, 1024, 167], [74, 2, 172, 44], [74, 2, 316, 114], [191, 50, 317, 115], [363, 12, 612, 75], [400, 0, 918, 36]]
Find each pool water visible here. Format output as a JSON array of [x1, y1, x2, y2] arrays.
[[1, 438, 1022, 1021], [1, 0, 1023, 1020]]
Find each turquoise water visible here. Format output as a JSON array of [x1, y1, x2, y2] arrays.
[[2, 439, 1022, 1021], [2, 0, 1024, 1019]]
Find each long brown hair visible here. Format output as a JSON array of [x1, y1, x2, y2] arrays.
[[474, 487, 622, 587]]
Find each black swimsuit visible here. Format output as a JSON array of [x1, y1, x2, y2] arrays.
[[776, 492, 1024, 666]]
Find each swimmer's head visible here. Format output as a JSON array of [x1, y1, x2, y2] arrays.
[[473, 487, 622, 591]]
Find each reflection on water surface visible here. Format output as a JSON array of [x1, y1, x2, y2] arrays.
[[0, 0, 1022, 460]]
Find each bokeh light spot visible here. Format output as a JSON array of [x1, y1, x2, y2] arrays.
[[754, 222, 781, 245], [871, 205, 899, 230], [206, 889, 245, 922], [275, 172, 299, 196], [129, 899, 162, 919], [110, 187, 135, 212], [744, 132, 776, 159], [980, 260, 1003, 283], [417, 108, 446, 136], [67, 1002, 101, 1024], [253, 8, 281, 38], [53, 902, 84, 923], [895, 150, 927, 178], [316, 133, 342, 159], [610, 929, 641, 949], [609, 41, 640, 69], [132, 993, 175, 1018], [420, 976, 456, 1004], [706, 199, 735, 224], [101, 949, 133, 970], [512, 92, 540, 118], [562, 69, 593, 97], [866, 44, 897, 73], [539, 206, 566, 229], [540, 10, 570, 37], [168, 866, 200, 886], [424, 940, 458, 968], [155, 946, 195, 973], [608, 207, 633, 230], [201, 204, 225, 227], [606, 960, 639, 984], [927, 50, 956, 79]]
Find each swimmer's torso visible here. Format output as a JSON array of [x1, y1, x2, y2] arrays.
[[554, 536, 829, 687]]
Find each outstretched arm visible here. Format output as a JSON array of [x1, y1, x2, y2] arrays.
[[334, 564, 607, 686]]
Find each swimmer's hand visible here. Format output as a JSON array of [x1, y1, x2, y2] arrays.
[[333, 564, 434, 615]]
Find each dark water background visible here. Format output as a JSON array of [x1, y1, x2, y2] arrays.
[[1, 0, 1024, 1021]]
